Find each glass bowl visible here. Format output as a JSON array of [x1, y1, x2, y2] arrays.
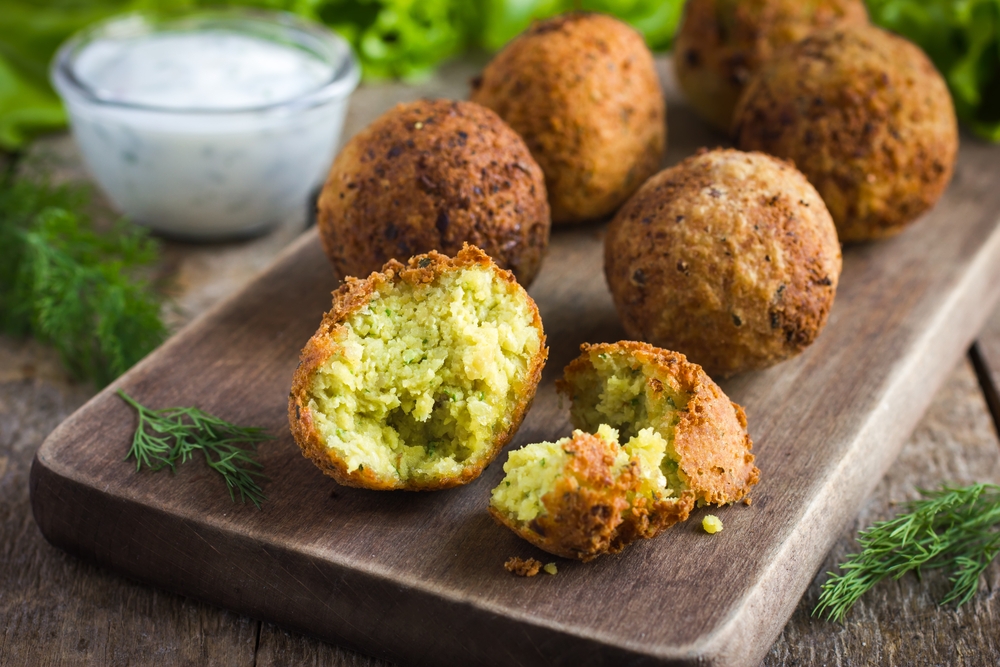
[[52, 9, 360, 241]]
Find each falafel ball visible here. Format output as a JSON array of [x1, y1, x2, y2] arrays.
[[605, 149, 842, 377], [317, 100, 550, 287], [470, 12, 666, 225], [557, 342, 759, 509], [674, 0, 868, 132], [289, 245, 548, 491], [732, 24, 958, 241]]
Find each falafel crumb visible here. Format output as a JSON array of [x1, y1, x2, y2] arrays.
[[543, 562, 558, 575], [505, 556, 542, 576], [703, 515, 724, 534], [743, 497, 752, 506]]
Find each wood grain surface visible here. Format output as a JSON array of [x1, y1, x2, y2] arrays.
[[5, 56, 1000, 666]]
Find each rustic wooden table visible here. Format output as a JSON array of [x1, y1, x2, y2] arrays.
[[3, 59, 1000, 666]]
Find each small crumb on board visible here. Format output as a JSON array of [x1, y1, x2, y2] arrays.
[[505, 557, 542, 576], [543, 562, 557, 575], [703, 515, 723, 534]]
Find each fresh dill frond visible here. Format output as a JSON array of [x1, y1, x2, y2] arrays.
[[814, 483, 1000, 623], [119, 390, 274, 508], [0, 174, 166, 387]]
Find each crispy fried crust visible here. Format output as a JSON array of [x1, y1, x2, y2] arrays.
[[615, 490, 695, 547], [489, 430, 640, 561], [317, 99, 550, 286], [558, 341, 760, 506], [504, 557, 543, 576], [732, 24, 958, 241], [674, 0, 868, 132], [288, 244, 548, 491], [605, 148, 842, 377], [470, 12, 665, 225]]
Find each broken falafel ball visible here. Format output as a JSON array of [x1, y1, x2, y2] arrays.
[[558, 341, 759, 509], [490, 424, 691, 561], [289, 244, 548, 491]]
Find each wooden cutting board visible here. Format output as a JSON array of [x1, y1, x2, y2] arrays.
[[30, 67, 1000, 666]]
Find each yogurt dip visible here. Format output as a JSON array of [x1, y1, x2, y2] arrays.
[[52, 11, 359, 240]]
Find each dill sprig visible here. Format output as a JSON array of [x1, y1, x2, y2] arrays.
[[0, 174, 166, 387], [814, 483, 1000, 623], [119, 390, 273, 508]]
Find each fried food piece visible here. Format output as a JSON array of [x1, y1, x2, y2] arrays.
[[289, 245, 547, 491], [504, 557, 542, 576], [558, 342, 759, 507], [491, 341, 758, 560], [732, 24, 958, 241], [605, 148, 841, 377], [490, 425, 691, 561], [471, 12, 665, 225], [317, 99, 550, 287], [674, 0, 868, 132], [492, 427, 633, 562]]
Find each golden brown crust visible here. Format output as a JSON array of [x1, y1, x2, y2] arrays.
[[604, 148, 842, 377], [614, 490, 695, 547], [470, 12, 665, 225], [288, 244, 548, 491], [504, 557, 543, 576], [558, 341, 760, 507], [732, 24, 958, 241], [317, 99, 550, 286], [489, 430, 639, 561], [674, 0, 869, 132]]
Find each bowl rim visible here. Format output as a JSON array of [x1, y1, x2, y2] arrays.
[[51, 7, 360, 116]]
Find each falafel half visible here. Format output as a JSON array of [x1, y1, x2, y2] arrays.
[[557, 342, 759, 508], [289, 245, 548, 491], [674, 0, 869, 132], [605, 148, 842, 377], [471, 12, 665, 225], [732, 24, 958, 241], [317, 99, 551, 287]]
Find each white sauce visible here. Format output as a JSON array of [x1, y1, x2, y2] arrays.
[[74, 32, 330, 110], [56, 25, 357, 239]]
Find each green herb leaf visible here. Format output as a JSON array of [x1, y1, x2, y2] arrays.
[[0, 175, 166, 387], [119, 390, 273, 508], [814, 483, 1000, 623]]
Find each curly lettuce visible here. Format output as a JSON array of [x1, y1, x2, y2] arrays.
[[868, 0, 1000, 141]]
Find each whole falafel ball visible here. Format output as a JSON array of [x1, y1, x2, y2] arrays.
[[605, 149, 842, 377], [732, 24, 958, 241], [289, 245, 548, 491], [674, 0, 868, 132], [317, 99, 550, 286], [470, 12, 666, 225]]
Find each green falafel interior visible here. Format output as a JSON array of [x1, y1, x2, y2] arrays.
[[305, 262, 543, 486], [491, 425, 627, 524], [563, 351, 689, 498], [491, 423, 681, 526]]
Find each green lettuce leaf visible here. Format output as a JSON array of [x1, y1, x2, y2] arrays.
[[868, 0, 1000, 141]]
